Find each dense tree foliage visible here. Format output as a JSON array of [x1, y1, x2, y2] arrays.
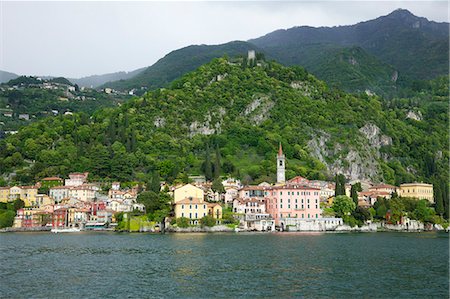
[[335, 175, 346, 196], [332, 196, 356, 218]]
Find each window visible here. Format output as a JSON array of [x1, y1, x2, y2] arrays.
[[280, 204, 283, 209], [297, 192, 299, 195], [308, 214, 310, 218], [288, 199, 290, 203], [182, 212, 184, 217], [204, 205, 206, 209], [280, 192, 282, 195], [195, 213, 197, 218], [307, 199, 310, 203], [316, 214, 318, 218], [295, 199, 298, 203], [301, 205, 304, 209], [189, 213, 192, 219], [307, 205, 310, 209], [302, 214, 304, 218], [288, 192, 290, 195], [295, 205, 298, 209], [288, 204, 290, 209]]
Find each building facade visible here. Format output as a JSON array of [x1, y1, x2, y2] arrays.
[[173, 184, 204, 203], [265, 185, 322, 225], [399, 183, 434, 203]]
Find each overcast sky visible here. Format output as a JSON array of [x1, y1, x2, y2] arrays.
[[0, 1, 448, 78]]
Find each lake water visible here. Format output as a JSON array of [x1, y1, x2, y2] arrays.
[[0, 232, 448, 298]]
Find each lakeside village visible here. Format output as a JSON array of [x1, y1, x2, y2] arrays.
[[0, 144, 445, 233]]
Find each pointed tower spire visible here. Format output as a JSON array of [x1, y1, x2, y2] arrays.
[[278, 142, 283, 156]]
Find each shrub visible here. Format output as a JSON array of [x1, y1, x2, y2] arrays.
[[0, 210, 16, 228], [176, 217, 190, 228], [200, 215, 216, 227]]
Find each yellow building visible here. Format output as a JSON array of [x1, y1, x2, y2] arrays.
[[174, 197, 222, 224], [0, 187, 10, 203], [173, 184, 204, 203], [8, 186, 38, 207], [400, 183, 434, 203], [31, 194, 54, 207]]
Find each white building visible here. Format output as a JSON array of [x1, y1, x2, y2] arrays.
[[279, 217, 344, 231], [49, 186, 71, 202], [65, 172, 89, 187], [232, 198, 266, 214]]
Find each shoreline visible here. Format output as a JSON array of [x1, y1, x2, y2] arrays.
[[1, 225, 448, 234]]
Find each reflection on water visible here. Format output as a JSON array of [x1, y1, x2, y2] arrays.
[[0, 232, 448, 298]]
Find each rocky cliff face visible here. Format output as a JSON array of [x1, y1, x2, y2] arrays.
[[307, 123, 392, 182]]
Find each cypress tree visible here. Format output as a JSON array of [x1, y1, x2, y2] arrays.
[[335, 174, 346, 196], [204, 144, 213, 181], [150, 170, 161, 193], [214, 145, 221, 179], [435, 181, 444, 216]]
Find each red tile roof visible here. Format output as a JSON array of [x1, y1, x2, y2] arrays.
[[42, 177, 63, 181]]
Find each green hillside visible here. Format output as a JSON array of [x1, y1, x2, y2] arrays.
[[291, 45, 397, 94], [0, 57, 448, 215], [0, 77, 129, 131], [102, 41, 259, 94]]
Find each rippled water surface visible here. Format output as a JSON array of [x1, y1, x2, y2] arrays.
[[0, 232, 448, 298]]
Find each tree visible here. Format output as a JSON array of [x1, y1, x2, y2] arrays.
[[412, 200, 435, 223], [352, 206, 371, 224], [0, 210, 15, 228], [332, 195, 356, 218], [334, 174, 346, 196], [200, 215, 216, 227], [136, 191, 161, 214], [434, 179, 445, 216], [373, 197, 389, 219], [203, 144, 213, 181], [214, 145, 221, 179], [149, 170, 161, 193], [176, 217, 190, 228], [350, 182, 362, 206], [211, 178, 225, 194], [388, 197, 406, 223], [13, 199, 25, 211]]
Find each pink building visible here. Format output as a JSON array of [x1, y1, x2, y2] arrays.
[[265, 185, 322, 225]]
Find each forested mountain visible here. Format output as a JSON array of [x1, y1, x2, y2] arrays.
[[250, 9, 448, 85], [0, 76, 129, 131], [69, 67, 146, 88], [1, 57, 447, 205], [0, 70, 19, 84], [102, 41, 259, 93], [102, 9, 448, 95]]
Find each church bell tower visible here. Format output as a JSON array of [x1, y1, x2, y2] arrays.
[[277, 143, 285, 184]]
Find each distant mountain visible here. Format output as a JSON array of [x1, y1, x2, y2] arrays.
[[0, 70, 19, 84], [295, 45, 398, 94], [69, 67, 146, 88], [250, 9, 449, 84], [102, 41, 260, 92], [103, 9, 448, 95]]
